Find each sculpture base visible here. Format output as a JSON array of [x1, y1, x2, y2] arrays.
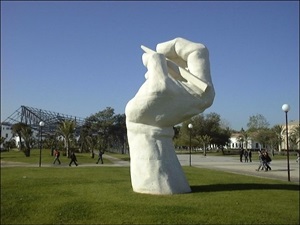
[[130, 158, 191, 195]]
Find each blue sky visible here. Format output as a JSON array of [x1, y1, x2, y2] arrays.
[[1, 1, 299, 130]]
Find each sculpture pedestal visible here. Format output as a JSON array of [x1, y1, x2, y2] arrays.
[[127, 124, 191, 195]]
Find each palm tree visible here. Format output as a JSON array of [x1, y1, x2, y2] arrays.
[[11, 122, 28, 151], [80, 134, 93, 154], [199, 134, 212, 156], [20, 126, 34, 157], [56, 120, 76, 158], [0, 137, 6, 147], [290, 125, 300, 150], [11, 123, 33, 156], [237, 135, 244, 149], [240, 128, 250, 150]]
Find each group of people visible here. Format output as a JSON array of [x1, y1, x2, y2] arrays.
[[52, 149, 104, 166], [53, 149, 78, 166], [239, 149, 252, 163], [256, 150, 272, 172], [239, 148, 272, 172]]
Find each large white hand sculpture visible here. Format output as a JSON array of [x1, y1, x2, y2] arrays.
[[125, 37, 215, 194]]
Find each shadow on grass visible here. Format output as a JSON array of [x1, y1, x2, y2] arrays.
[[191, 183, 300, 193]]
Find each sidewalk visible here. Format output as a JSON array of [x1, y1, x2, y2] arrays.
[[177, 154, 300, 183], [0, 154, 130, 168]]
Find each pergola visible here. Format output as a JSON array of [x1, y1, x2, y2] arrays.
[[2, 105, 85, 136]]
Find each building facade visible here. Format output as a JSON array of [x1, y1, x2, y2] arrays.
[[227, 133, 261, 150], [280, 120, 299, 151]]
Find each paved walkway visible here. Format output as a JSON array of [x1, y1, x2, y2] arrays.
[[0, 154, 130, 168], [1, 154, 299, 184], [177, 154, 300, 183]]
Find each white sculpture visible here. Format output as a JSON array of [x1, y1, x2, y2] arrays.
[[125, 37, 215, 195]]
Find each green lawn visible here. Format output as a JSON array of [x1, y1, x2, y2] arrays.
[[1, 148, 295, 164], [0, 149, 112, 165], [1, 165, 299, 224]]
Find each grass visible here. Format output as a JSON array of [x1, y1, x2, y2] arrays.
[[1, 149, 299, 224], [1, 148, 295, 164], [0, 149, 112, 165], [1, 165, 299, 224]]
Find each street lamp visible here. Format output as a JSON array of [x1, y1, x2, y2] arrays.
[[282, 104, 290, 182], [188, 123, 193, 167], [39, 121, 45, 167]]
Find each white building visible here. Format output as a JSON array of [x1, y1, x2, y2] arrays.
[[228, 133, 260, 150], [1, 122, 14, 148], [280, 120, 299, 151], [1, 122, 40, 149]]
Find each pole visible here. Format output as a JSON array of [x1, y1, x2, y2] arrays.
[[39, 125, 42, 167], [189, 129, 191, 167], [285, 112, 290, 181]]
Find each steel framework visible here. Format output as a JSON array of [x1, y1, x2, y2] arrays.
[[2, 105, 85, 135]]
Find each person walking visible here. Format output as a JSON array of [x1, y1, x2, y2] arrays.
[[96, 151, 104, 164], [69, 152, 78, 166], [256, 150, 266, 171], [263, 151, 272, 171], [244, 150, 249, 163], [239, 148, 244, 162], [53, 149, 61, 165], [248, 150, 252, 162]]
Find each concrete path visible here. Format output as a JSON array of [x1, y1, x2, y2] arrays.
[[0, 154, 130, 168], [177, 154, 300, 183], [1, 154, 299, 184]]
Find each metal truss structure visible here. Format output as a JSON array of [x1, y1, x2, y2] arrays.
[[2, 105, 85, 135]]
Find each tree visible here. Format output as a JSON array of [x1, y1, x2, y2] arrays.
[[253, 128, 276, 151], [112, 114, 127, 154], [20, 125, 34, 157], [213, 127, 231, 154], [272, 125, 284, 151], [192, 113, 231, 149], [198, 134, 212, 156], [290, 125, 300, 150], [3, 139, 15, 151], [78, 124, 93, 154], [81, 107, 126, 154], [11, 122, 34, 156], [43, 133, 59, 155], [247, 114, 270, 132], [11, 122, 28, 151], [177, 112, 231, 152], [237, 128, 249, 150], [173, 125, 190, 148], [56, 120, 76, 157], [11, 123, 34, 156], [0, 137, 6, 147]]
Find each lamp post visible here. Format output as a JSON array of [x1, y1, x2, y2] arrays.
[[282, 104, 290, 182], [39, 121, 45, 167], [188, 123, 193, 167]]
